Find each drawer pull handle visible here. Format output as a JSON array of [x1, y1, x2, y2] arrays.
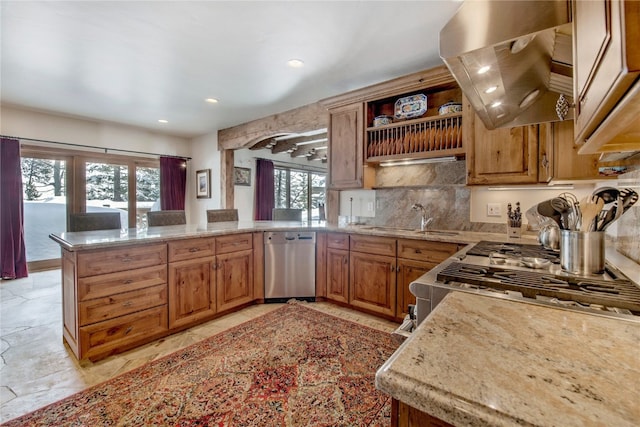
[[123, 279, 133, 284], [121, 257, 133, 263], [122, 301, 133, 307], [415, 249, 422, 254], [189, 248, 199, 252], [125, 326, 133, 335]]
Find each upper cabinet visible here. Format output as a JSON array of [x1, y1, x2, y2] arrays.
[[327, 103, 372, 189], [464, 95, 540, 185], [573, 0, 640, 154], [322, 65, 463, 189]]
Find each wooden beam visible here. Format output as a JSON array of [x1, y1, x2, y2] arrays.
[[271, 133, 328, 154], [249, 137, 279, 151], [306, 148, 328, 162], [218, 102, 328, 150], [290, 142, 328, 157]]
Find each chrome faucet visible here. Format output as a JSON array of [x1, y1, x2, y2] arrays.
[[412, 203, 433, 231]]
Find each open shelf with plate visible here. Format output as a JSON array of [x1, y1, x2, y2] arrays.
[[364, 85, 464, 163]]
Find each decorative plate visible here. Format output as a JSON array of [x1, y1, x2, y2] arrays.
[[394, 94, 427, 120]]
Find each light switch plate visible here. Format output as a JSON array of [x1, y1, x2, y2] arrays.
[[487, 203, 501, 217]]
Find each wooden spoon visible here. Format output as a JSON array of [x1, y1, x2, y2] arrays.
[[579, 196, 604, 232]]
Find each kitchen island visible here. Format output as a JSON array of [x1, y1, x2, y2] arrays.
[[376, 291, 640, 426]]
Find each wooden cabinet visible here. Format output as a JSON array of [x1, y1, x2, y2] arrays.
[[349, 235, 397, 317], [59, 231, 260, 361], [392, 399, 453, 427], [538, 120, 603, 182], [326, 232, 350, 303], [396, 239, 459, 320], [63, 243, 168, 361], [573, 0, 640, 153], [465, 93, 540, 185], [216, 249, 253, 312], [168, 234, 254, 329], [327, 103, 371, 189], [326, 247, 350, 303]]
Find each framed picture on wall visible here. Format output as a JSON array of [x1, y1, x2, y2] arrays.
[[234, 167, 251, 186], [196, 169, 211, 199]]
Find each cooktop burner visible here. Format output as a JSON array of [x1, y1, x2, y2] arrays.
[[466, 241, 560, 263], [437, 262, 640, 313]]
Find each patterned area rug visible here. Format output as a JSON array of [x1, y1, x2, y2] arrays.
[[3, 303, 399, 426]]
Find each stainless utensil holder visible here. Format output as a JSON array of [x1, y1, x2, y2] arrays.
[[560, 231, 605, 274]]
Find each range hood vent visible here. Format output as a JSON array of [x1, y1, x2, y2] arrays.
[[440, 1, 573, 129]]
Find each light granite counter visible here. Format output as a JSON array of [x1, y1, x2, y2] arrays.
[[376, 291, 640, 427], [48, 221, 539, 251]]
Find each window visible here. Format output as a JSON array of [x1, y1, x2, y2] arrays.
[[19, 145, 159, 268], [274, 166, 326, 221]]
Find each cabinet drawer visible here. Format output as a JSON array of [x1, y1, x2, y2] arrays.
[[168, 238, 215, 262], [79, 305, 168, 360], [79, 284, 167, 326], [216, 233, 253, 254], [78, 265, 167, 301], [327, 232, 349, 250], [77, 244, 167, 277], [398, 239, 459, 263], [350, 235, 396, 256]]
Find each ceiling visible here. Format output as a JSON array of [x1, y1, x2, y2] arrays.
[[1, 1, 462, 139]]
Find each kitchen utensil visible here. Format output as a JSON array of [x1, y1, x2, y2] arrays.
[[560, 230, 605, 275], [550, 197, 572, 229], [620, 188, 638, 213], [525, 204, 553, 230], [521, 257, 552, 269], [538, 224, 560, 250], [579, 196, 604, 232], [537, 200, 562, 228], [558, 192, 580, 230], [598, 205, 618, 231], [592, 186, 619, 204]]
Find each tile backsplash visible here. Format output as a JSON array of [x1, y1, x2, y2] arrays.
[[615, 168, 640, 263]]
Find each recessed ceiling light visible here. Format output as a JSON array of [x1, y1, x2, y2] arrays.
[[491, 101, 502, 108], [478, 65, 491, 74], [484, 86, 498, 94], [205, 98, 219, 104], [287, 59, 304, 68], [158, 119, 168, 123]]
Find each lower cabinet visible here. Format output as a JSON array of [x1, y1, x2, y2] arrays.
[[168, 256, 216, 329], [396, 239, 460, 321], [327, 247, 350, 303], [349, 235, 397, 318], [62, 233, 256, 361], [216, 249, 253, 312], [392, 399, 453, 427]]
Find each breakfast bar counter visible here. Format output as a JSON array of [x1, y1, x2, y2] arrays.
[[375, 291, 640, 427]]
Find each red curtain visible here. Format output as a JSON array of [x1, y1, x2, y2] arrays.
[[254, 159, 274, 220], [160, 156, 187, 211], [1, 138, 28, 279]]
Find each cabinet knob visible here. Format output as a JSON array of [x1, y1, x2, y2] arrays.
[[124, 326, 133, 335], [189, 247, 199, 253], [415, 249, 422, 254], [123, 279, 133, 284], [122, 301, 133, 308], [343, 257, 348, 264], [121, 257, 132, 263]]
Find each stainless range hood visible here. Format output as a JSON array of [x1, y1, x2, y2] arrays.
[[440, 0, 573, 129]]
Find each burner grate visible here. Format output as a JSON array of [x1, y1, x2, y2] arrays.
[[437, 262, 640, 313], [466, 241, 560, 263]]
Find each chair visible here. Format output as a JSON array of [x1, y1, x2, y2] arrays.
[[272, 208, 303, 221], [206, 209, 239, 222], [147, 210, 186, 226], [69, 212, 121, 232]]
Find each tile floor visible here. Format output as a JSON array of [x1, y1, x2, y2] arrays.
[[0, 269, 398, 423]]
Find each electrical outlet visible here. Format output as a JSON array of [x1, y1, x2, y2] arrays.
[[487, 203, 501, 217], [367, 202, 374, 212]]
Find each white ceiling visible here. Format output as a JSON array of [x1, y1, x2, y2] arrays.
[[1, 1, 462, 138]]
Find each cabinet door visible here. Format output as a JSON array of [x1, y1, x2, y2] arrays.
[[396, 259, 437, 321], [466, 114, 539, 185], [168, 258, 215, 329], [216, 249, 253, 312], [573, 0, 640, 144], [541, 121, 601, 181], [349, 251, 396, 317], [326, 248, 349, 303], [328, 103, 366, 189], [393, 399, 454, 427]]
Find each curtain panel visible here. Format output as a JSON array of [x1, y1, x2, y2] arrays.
[[254, 159, 274, 220], [159, 157, 187, 211], [1, 138, 28, 279]]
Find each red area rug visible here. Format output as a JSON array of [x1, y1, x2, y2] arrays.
[[3, 303, 399, 426]]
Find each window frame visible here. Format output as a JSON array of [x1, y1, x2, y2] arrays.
[[273, 165, 326, 222]]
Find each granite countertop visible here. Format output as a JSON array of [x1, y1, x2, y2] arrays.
[[49, 221, 539, 251], [376, 291, 640, 427]]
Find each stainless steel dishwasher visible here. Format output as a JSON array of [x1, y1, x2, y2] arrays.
[[264, 231, 316, 302]]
